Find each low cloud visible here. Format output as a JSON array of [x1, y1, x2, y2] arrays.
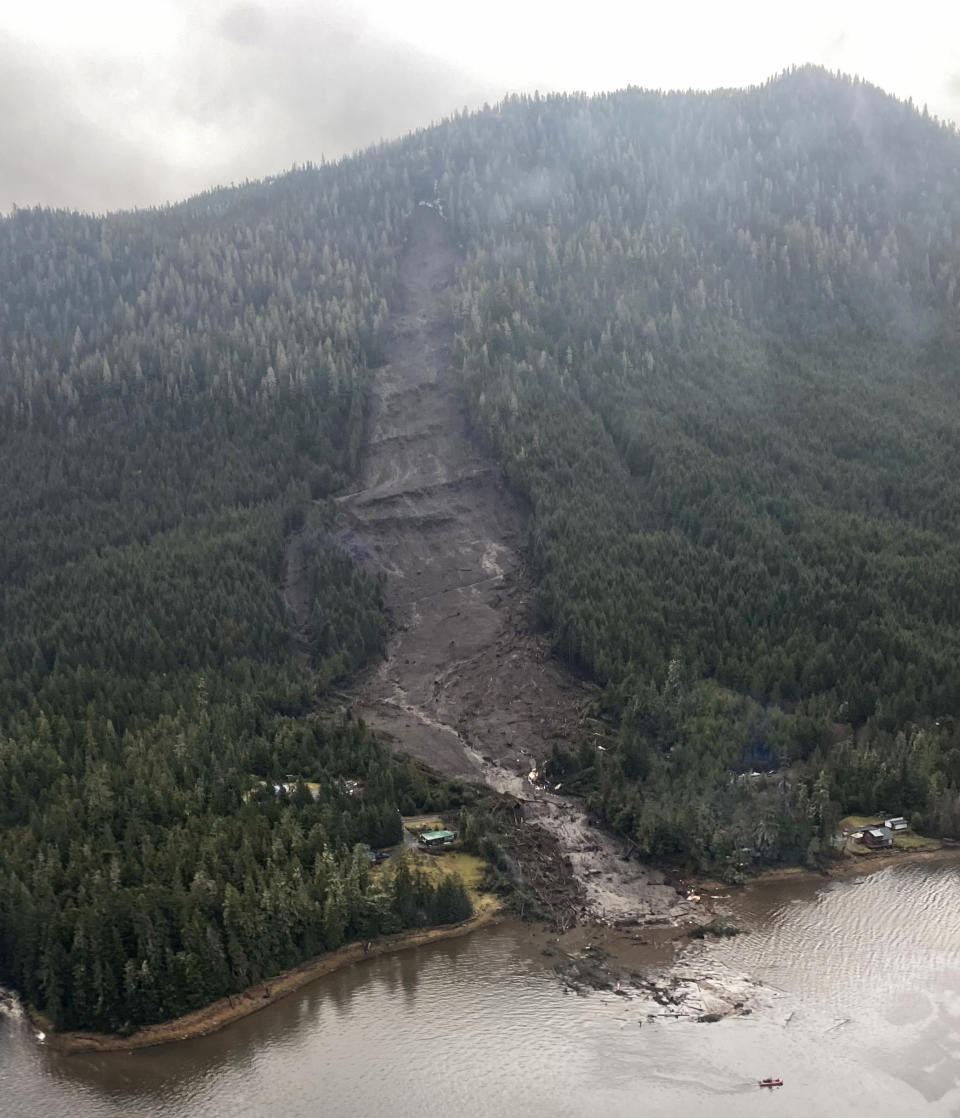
[[943, 71, 960, 124], [0, 3, 496, 213], [0, 36, 181, 213]]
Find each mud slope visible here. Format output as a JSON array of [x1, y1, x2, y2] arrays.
[[340, 203, 579, 779], [341, 205, 695, 926]]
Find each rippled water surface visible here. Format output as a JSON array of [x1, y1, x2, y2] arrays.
[[4, 857, 960, 1117]]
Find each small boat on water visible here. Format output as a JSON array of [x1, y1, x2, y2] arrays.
[[758, 1077, 783, 1088]]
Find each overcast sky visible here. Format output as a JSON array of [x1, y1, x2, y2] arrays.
[[3, 0, 960, 214]]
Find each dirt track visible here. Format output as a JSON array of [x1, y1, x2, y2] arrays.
[[338, 204, 696, 927]]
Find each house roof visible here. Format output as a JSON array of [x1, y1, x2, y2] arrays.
[[420, 829, 455, 840]]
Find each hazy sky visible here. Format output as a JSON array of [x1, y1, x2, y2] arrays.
[[3, 0, 960, 213]]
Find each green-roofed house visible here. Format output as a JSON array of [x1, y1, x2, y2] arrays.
[[419, 829, 457, 848]]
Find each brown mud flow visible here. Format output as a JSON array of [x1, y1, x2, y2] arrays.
[[340, 203, 577, 780], [340, 205, 695, 928]]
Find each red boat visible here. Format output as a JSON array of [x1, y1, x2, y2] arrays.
[[758, 1078, 783, 1088]]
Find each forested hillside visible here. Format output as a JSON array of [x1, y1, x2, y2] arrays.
[[0, 162, 473, 1034], [4, 65, 960, 1032], [434, 68, 960, 867]]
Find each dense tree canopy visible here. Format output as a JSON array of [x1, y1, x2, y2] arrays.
[[432, 69, 960, 868], [0, 156, 472, 1034]]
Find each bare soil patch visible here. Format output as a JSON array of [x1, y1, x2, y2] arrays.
[[340, 204, 579, 782], [339, 205, 698, 929]]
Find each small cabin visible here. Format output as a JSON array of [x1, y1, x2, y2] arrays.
[[884, 817, 909, 832], [862, 826, 894, 849], [419, 829, 456, 848]]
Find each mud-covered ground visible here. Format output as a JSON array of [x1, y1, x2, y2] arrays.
[[336, 204, 697, 928], [339, 204, 578, 780]]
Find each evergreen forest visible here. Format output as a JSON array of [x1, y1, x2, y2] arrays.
[[0, 157, 473, 1033], [4, 65, 960, 1029]]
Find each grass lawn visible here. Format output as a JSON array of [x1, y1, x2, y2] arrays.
[[839, 815, 940, 854], [892, 831, 941, 852], [412, 849, 501, 914], [840, 815, 883, 831], [411, 850, 487, 890], [374, 844, 498, 913], [401, 814, 447, 833]]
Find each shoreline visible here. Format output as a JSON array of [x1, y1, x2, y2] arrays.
[[30, 905, 502, 1055], [20, 847, 960, 1056], [697, 842, 960, 895], [768, 841, 960, 882]]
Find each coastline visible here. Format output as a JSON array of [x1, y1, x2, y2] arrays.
[[31, 904, 502, 1055], [697, 842, 960, 894], [21, 847, 960, 1056]]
